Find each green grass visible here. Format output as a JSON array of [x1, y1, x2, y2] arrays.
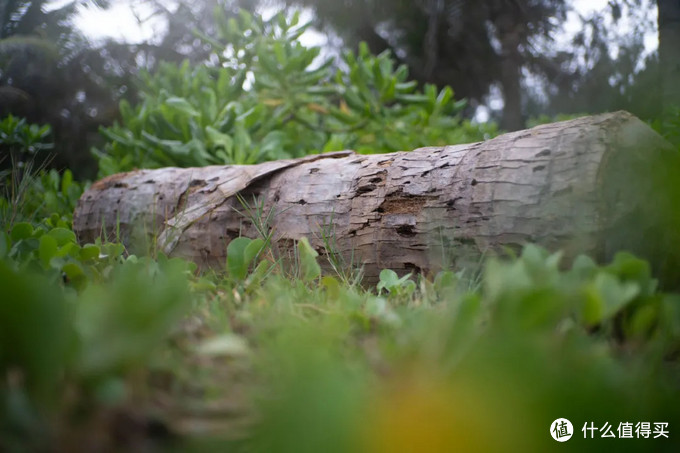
[[4, 215, 680, 451]]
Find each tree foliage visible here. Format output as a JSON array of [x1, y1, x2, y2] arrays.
[[0, 1, 140, 178], [279, 0, 571, 130], [94, 9, 495, 176]]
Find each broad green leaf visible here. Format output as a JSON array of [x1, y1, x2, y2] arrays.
[[297, 237, 321, 282], [48, 228, 76, 246], [227, 237, 252, 280], [244, 238, 265, 268], [62, 262, 85, 280], [582, 273, 640, 325], [321, 275, 341, 299], [38, 235, 58, 269], [627, 303, 658, 338], [434, 270, 458, 293], [11, 222, 34, 241], [377, 269, 399, 294], [79, 244, 100, 261]]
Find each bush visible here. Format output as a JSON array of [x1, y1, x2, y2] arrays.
[[94, 9, 496, 176]]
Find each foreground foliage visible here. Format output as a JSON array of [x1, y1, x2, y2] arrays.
[[2, 216, 680, 451]]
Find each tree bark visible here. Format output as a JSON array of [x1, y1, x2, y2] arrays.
[[658, 0, 680, 109], [74, 112, 680, 285]]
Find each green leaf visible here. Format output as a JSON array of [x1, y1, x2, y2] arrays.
[[0, 231, 9, 259], [62, 262, 85, 280], [436, 86, 453, 108], [244, 238, 265, 267], [61, 169, 73, 196], [100, 242, 125, 259], [191, 277, 218, 292], [11, 222, 34, 241], [321, 275, 341, 299], [582, 273, 640, 326], [627, 303, 658, 338], [165, 97, 200, 117], [206, 126, 234, 155], [377, 269, 399, 294], [245, 260, 272, 291], [38, 235, 58, 269], [227, 237, 252, 280], [48, 228, 76, 246], [297, 237, 321, 282], [79, 244, 100, 261], [434, 270, 458, 293]]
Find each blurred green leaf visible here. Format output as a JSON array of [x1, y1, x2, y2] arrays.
[[47, 228, 76, 246], [38, 234, 58, 269], [11, 223, 34, 241], [298, 237, 321, 282], [582, 273, 640, 326]]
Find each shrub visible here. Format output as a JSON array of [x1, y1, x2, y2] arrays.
[[94, 9, 496, 176]]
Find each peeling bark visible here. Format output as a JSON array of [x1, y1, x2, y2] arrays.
[[74, 112, 680, 284]]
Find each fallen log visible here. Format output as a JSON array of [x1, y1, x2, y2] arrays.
[[74, 111, 680, 284]]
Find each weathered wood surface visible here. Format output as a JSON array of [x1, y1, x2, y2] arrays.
[[74, 111, 680, 283]]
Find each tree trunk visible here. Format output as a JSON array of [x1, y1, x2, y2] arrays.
[[495, 11, 524, 132], [73, 112, 680, 285], [658, 0, 680, 109]]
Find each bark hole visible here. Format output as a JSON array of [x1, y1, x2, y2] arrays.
[[356, 184, 377, 194], [379, 189, 436, 214], [396, 225, 416, 237], [404, 262, 421, 273], [446, 197, 462, 209]]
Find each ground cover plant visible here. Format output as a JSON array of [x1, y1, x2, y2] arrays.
[[2, 8, 680, 453]]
